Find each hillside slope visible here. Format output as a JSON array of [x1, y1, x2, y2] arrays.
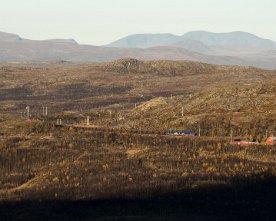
[[122, 80, 276, 137], [0, 59, 275, 114]]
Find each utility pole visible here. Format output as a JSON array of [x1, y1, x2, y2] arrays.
[[26, 106, 30, 119], [42, 106, 48, 116], [87, 116, 90, 126], [181, 106, 184, 117], [198, 124, 201, 137]]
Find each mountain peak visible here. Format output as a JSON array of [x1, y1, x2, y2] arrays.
[[105, 33, 180, 48], [182, 31, 276, 48]]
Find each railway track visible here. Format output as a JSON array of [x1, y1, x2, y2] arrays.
[[59, 124, 230, 142]]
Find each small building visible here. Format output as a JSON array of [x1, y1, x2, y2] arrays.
[[266, 137, 276, 145]]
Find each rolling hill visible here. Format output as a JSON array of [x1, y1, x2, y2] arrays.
[[123, 80, 276, 135], [0, 58, 275, 116]]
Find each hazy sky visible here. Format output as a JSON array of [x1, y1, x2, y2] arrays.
[[0, 0, 275, 45]]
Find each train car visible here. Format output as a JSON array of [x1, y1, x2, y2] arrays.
[[179, 131, 194, 136], [230, 138, 258, 146], [165, 130, 179, 135]]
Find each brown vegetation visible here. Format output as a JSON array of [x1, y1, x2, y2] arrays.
[[0, 59, 275, 114], [0, 60, 275, 220], [0, 117, 275, 201]]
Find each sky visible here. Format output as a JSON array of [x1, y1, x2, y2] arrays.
[[0, 0, 275, 45]]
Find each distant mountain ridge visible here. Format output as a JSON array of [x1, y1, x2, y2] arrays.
[[0, 31, 78, 44], [106, 31, 276, 50], [1, 30, 276, 69], [181, 31, 276, 49]]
